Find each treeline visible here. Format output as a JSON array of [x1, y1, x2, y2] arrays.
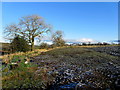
[[39, 42, 113, 49], [1, 40, 118, 55], [71, 42, 111, 46]]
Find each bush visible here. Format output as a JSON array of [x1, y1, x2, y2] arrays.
[[49, 44, 56, 48], [39, 43, 49, 49], [82, 43, 87, 46], [10, 36, 30, 52]]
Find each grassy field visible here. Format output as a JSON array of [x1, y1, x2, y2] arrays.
[[1, 45, 120, 89]]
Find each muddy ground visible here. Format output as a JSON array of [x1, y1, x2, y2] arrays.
[[31, 46, 120, 89]]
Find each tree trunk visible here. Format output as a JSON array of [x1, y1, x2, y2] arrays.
[[31, 37, 34, 51]]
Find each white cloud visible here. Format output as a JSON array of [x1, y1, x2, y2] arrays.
[[65, 38, 97, 44], [0, 36, 6, 43], [65, 39, 76, 42], [34, 40, 53, 45], [76, 38, 96, 43], [42, 40, 53, 45]]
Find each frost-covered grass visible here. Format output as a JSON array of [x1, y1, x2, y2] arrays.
[[2, 46, 120, 89]]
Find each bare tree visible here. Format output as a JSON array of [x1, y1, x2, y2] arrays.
[[4, 15, 51, 51], [52, 30, 65, 47]]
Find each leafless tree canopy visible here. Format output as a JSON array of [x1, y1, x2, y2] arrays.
[[4, 15, 51, 51], [52, 30, 65, 46]]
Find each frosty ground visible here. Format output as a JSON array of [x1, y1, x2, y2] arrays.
[[2, 46, 120, 89]]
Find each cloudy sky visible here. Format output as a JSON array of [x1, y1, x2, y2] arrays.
[[1, 2, 118, 44]]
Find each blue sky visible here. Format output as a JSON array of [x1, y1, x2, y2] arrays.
[[1, 2, 118, 43]]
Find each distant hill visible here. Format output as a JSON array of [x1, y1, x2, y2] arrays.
[[110, 40, 120, 44]]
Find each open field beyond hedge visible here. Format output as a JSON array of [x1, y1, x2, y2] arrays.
[[1, 45, 120, 89]]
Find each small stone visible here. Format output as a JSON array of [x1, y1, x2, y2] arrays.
[[25, 61, 28, 64]]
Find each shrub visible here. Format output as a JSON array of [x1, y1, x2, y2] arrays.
[[82, 43, 87, 46], [39, 43, 49, 49], [10, 35, 30, 52]]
